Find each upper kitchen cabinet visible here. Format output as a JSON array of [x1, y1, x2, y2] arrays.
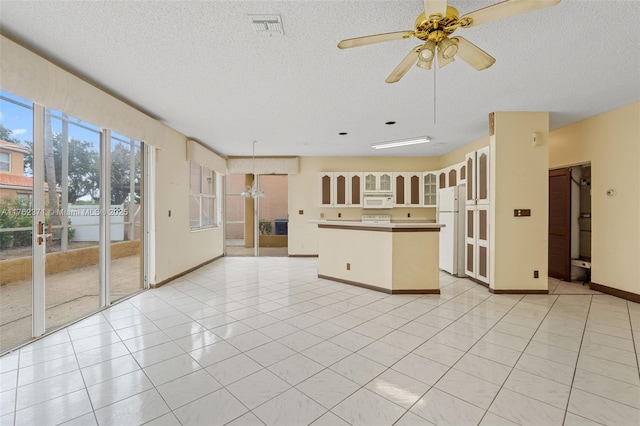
[[364, 172, 393, 193], [465, 147, 490, 206], [319, 172, 363, 207], [438, 171, 447, 190], [436, 162, 465, 190], [423, 171, 437, 207], [319, 172, 334, 207], [394, 172, 423, 207], [347, 172, 363, 207]]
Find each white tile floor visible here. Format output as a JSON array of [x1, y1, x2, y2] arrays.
[[1, 257, 639, 426]]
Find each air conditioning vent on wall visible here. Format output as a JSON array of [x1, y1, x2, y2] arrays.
[[249, 15, 284, 36]]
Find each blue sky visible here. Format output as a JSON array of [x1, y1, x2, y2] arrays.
[[0, 90, 33, 144], [1, 89, 102, 149]]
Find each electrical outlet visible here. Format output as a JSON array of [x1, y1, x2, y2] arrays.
[[299, 210, 304, 215], [534, 270, 539, 278], [346, 263, 351, 271], [168, 210, 171, 217], [338, 213, 341, 218], [407, 213, 411, 218]]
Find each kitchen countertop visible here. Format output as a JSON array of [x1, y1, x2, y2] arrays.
[[310, 219, 444, 229]]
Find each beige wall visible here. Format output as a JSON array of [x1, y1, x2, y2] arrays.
[[491, 112, 549, 291], [154, 134, 224, 283], [288, 156, 440, 255], [439, 136, 489, 169], [549, 102, 640, 296]]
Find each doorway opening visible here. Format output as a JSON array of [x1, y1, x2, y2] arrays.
[[224, 174, 288, 257], [548, 164, 592, 293]]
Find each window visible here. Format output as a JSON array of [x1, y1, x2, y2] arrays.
[[0, 152, 10, 172], [190, 161, 217, 229]]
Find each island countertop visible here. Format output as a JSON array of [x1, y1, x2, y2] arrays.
[[310, 220, 444, 231], [314, 220, 442, 294]]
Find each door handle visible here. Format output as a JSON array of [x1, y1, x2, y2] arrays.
[[47, 222, 53, 243], [36, 221, 52, 245], [37, 221, 44, 245]]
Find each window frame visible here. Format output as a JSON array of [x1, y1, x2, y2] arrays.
[[0, 151, 10, 172], [189, 161, 218, 230]]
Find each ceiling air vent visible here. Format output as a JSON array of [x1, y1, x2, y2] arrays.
[[249, 15, 284, 36]]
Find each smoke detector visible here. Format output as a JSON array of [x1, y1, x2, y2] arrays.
[[249, 15, 284, 36]]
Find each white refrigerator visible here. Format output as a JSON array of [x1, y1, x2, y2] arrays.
[[437, 185, 466, 277]]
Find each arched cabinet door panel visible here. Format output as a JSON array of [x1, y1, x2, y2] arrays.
[[464, 147, 490, 284]]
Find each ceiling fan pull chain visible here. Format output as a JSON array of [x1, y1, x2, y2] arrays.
[[433, 64, 437, 124]]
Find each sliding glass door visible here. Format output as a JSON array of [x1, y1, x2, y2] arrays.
[[0, 90, 147, 353], [42, 108, 102, 332], [110, 133, 143, 303], [0, 92, 34, 352]]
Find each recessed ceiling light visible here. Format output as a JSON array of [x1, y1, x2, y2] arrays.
[[339, 132, 348, 135], [385, 121, 396, 125]]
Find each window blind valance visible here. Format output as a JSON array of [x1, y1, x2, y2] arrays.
[[186, 140, 226, 174], [226, 157, 299, 175], [1, 36, 172, 150]]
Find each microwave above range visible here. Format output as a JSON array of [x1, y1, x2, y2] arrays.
[[363, 193, 394, 209]]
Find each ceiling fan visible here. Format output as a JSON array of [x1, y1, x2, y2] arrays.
[[338, 0, 561, 83]]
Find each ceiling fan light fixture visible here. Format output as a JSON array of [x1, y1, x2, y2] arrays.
[[416, 57, 433, 70], [371, 136, 431, 150], [438, 36, 458, 59], [437, 44, 455, 68], [418, 40, 436, 61]]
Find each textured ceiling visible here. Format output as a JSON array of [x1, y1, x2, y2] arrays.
[[0, 1, 639, 157]]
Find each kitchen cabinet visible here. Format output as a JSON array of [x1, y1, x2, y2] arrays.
[[393, 172, 423, 207], [364, 172, 393, 192], [423, 171, 437, 207], [321, 171, 439, 208], [436, 162, 465, 190], [346, 172, 363, 207], [319, 172, 334, 207], [438, 171, 447, 190], [319, 172, 363, 207], [464, 147, 490, 284]]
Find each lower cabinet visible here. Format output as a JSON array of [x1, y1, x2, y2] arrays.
[[465, 205, 490, 284]]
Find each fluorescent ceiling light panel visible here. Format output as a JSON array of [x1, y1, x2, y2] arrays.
[[371, 137, 431, 150]]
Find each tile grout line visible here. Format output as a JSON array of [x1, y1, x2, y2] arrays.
[[204, 276, 463, 424], [625, 300, 640, 381], [7, 261, 634, 426], [561, 294, 593, 425], [434, 292, 548, 425], [392, 285, 528, 425]]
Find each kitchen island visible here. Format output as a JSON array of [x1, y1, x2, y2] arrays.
[[315, 221, 444, 294]]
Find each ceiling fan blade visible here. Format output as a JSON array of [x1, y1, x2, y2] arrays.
[[452, 37, 496, 70], [338, 31, 414, 49], [424, 0, 448, 18], [385, 46, 421, 83], [460, 0, 561, 28]]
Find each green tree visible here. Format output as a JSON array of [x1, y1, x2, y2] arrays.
[[110, 142, 141, 205], [2, 123, 137, 205], [0, 124, 21, 144], [21, 132, 100, 204]]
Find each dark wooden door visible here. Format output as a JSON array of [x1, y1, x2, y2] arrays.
[[549, 168, 571, 280]]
